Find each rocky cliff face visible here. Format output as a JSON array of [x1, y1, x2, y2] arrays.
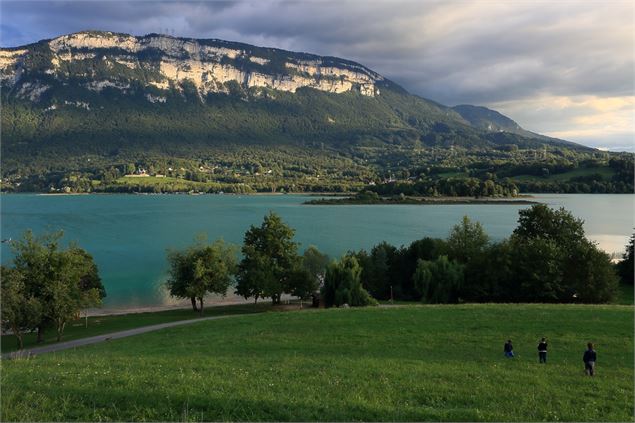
[[0, 31, 384, 102]]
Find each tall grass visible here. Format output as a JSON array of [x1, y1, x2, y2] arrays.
[[2, 304, 633, 421]]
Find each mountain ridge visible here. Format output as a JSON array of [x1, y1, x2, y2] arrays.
[[4, 30, 628, 195], [1, 30, 564, 144]]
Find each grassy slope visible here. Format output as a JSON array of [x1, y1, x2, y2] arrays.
[[617, 283, 635, 305], [113, 176, 215, 190], [0, 303, 270, 354], [2, 304, 633, 422], [511, 167, 616, 182]]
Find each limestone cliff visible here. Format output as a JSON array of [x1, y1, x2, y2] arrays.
[[0, 31, 384, 102]]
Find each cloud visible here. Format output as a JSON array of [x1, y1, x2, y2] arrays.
[[488, 95, 635, 150], [0, 0, 633, 150]]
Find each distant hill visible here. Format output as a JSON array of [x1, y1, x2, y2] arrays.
[[2, 31, 626, 194], [452, 104, 523, 133], [0, 31, 587, 156], [452, 104, 581, 148]]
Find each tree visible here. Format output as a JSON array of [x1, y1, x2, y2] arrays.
[[11, 231, 60, 342], [47, 242, 104, 341], [413, 256, 463, 303], [287, 267, 316, 302], [301, 245, 329, 285], [166, 238, 238, 314], [397, 237, 448, 300], [236, 212, 300, 304], [74, 248, 107, 300], [616, 233, 634, 285], [322, 256, 377, 307], [287, 246, 329, 302], [567, 241, 618, 303], [165, 246, 200, 311], [445, 216, 492, 302], [462, 241, 513, 302], [365, 242, 397, 299], [510, 205, 617, 303], [9, 231, 105, 342], [447, 215, 489, 263], [513, 204, 585, 247], [509, 237, 564, 302], [0, 266, 42, 350]]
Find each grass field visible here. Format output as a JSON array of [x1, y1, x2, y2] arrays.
[[115, 176, 213, 189], [511, 166, 616, 183], [617, 283, 635, 305], [0, 303, 270, 353], [2, 304, 633, 421]]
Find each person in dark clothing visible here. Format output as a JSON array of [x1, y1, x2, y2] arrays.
[[538, 337, 548, 363], [583, 343, 597, 376], [504, 340, 514, 358]]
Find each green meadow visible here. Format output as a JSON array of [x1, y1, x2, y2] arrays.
[[511, 166, 617, 183], [2, 304, 633, 421], [0, 303, 269, 354]]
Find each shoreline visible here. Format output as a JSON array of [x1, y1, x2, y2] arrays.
[[305, 196, 540, 205], [26, 191, 354, 197], [2, 191, 632, 197], [85, 295, 294, 317]]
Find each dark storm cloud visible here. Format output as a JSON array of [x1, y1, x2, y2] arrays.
[[1, 0, 633, 149]]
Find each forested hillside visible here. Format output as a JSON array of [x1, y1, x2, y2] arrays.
[[1, 31, 632, 194]]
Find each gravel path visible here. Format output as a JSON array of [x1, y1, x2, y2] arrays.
[[2, 313, 252, 360]]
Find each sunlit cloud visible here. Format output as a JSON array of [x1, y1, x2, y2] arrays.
[[489, 95, 634, 151]]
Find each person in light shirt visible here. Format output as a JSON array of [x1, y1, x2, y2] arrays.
[[537, 337, 548, 363]]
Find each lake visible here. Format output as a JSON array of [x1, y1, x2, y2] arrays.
[[1, 193, 633, 307]]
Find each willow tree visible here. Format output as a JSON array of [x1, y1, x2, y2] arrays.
[[322, 255, 376, 307]]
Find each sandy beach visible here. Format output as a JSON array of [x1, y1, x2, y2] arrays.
[[85, 294, 295, 316]]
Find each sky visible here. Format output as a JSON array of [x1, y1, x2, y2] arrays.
[[1, 0, 633, 151]]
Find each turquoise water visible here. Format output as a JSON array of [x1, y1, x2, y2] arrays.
[[1, 193, 633, 307]]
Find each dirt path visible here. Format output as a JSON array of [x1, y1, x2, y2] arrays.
[[2, 313, 253, 360]]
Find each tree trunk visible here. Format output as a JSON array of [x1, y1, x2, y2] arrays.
[[56, 320, 65, 342], [254, 296, 258, 305], [36, 326, 44, 343], [12, 324, 23, 350], [190, 297, 198, 311], [199, 297, 204, 315]]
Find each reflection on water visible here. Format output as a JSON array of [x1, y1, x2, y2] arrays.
[[587, 234, 630, 258]]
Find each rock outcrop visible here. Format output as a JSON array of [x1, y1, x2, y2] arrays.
[[1, 31, 384, 101]]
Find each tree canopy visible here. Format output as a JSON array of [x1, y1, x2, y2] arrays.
[[2, 231, 105, 345], [322, 256, 377, 307], [235, 212, 300, 304], [166, 238, 238, 314]]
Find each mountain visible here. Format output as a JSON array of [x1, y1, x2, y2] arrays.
[[0, 31, 581, 149], [451, 105, 583, 148], [1, 31, 617, 194], [452, 105, 524, 133]]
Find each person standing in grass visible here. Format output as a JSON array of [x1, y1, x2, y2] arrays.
[[504, 340, 514, 358], [538, 337, 548, 363], [583, 343, 597, 376]]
